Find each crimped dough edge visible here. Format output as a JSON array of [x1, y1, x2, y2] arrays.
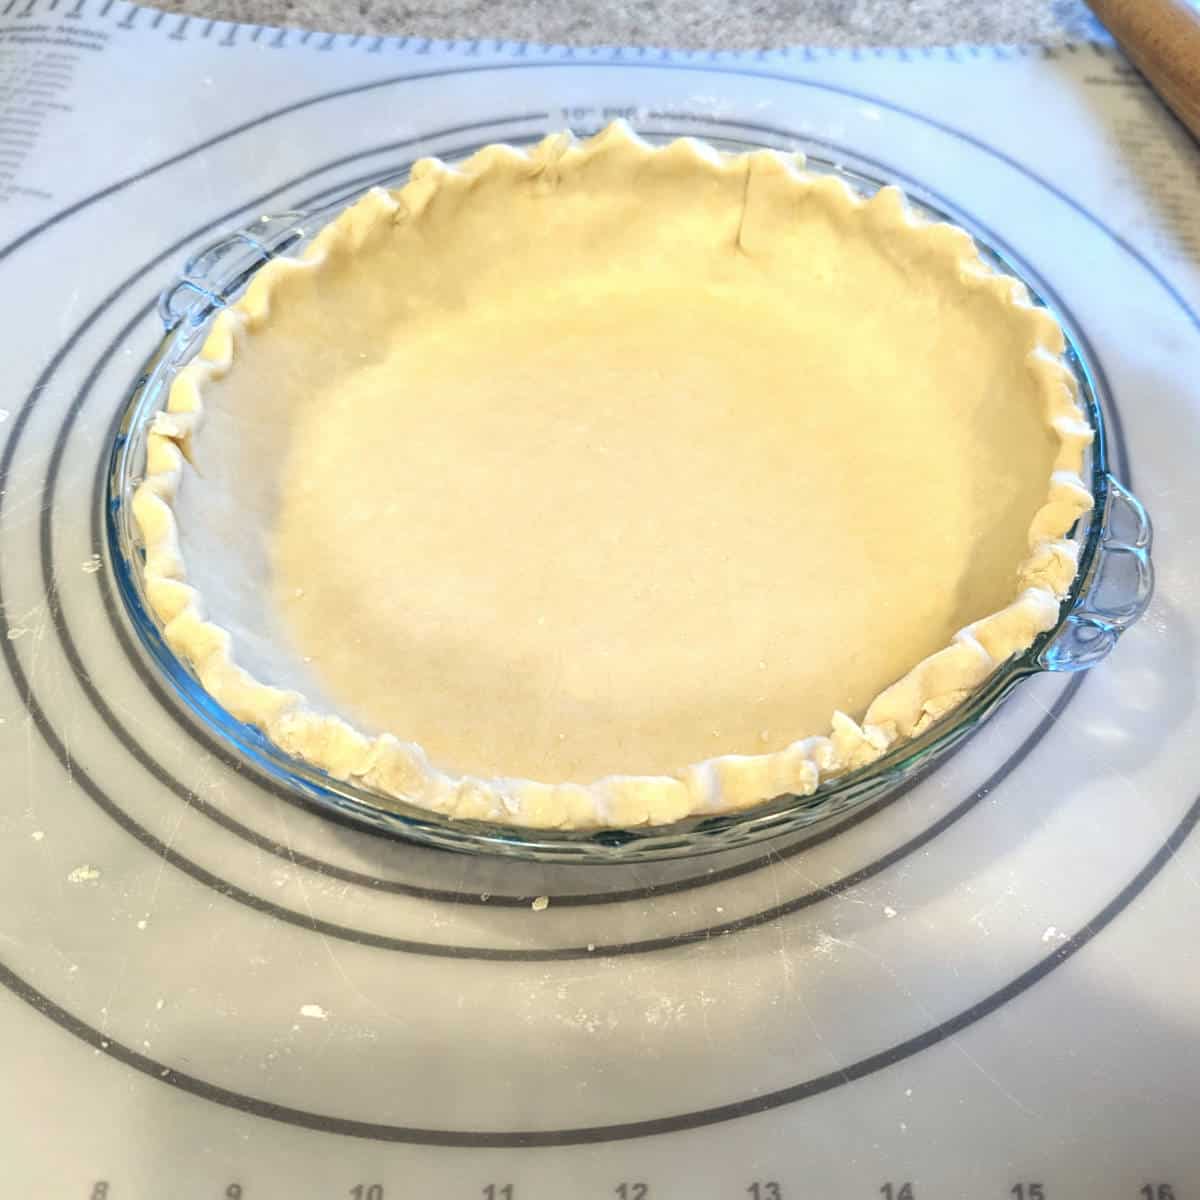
[[132, 122, 1093, 830]]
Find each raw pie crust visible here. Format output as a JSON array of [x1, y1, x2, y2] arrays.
[[134, 123, 1092, 830]]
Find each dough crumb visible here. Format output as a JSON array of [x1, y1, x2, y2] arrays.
[[883, 905, 898, 919], [299, 1003, 328, 1020], [531, 895, 550, 912], [67, 864, 101, 884]]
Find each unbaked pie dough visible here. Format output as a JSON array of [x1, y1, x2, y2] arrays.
[[134, 122, 1093, 829]]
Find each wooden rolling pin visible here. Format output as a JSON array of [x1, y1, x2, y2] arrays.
[[1086, 0, 1200, 140]]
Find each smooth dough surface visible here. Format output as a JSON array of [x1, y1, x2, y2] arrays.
[[135, 125, 1092, 826], [272, 280, 1052, 781]]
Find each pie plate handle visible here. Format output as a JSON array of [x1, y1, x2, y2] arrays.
[[1039, 474, 1155, 672], [157, 211, 309, 331]]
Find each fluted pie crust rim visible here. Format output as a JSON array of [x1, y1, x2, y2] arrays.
[[132, 123, 1093, 830]]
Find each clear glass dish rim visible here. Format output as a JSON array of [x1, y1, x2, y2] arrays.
[[105, 141, 1112, 864]]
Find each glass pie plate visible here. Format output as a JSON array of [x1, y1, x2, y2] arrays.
[[105, 136, 1155, 864]]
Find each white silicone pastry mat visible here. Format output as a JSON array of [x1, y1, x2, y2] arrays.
[[2, 7, 1200, 1197]]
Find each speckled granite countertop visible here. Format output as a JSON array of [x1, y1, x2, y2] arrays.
[[147, 0, 1107, 50]]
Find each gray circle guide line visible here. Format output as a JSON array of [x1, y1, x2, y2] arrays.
[[21, 116, 1104, 953], [38, 109, 1134, 912], [0, 787, 1193, 1146]]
